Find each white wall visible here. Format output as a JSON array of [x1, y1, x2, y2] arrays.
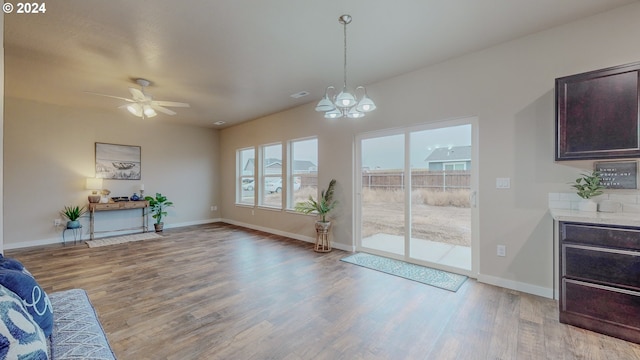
[[3, 98, 221, 249], [219, 3, 640, 297]]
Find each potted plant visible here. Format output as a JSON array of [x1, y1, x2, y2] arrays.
[[294, 179, 337, 252], [61, 205, 86, 229], [144, 193, 174, 232], [570, 170, 604, 211]]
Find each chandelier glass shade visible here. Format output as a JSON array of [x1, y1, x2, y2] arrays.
[[316, 14, 376, 119]]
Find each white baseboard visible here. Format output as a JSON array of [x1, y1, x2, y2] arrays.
[[220, 218, 352, 252], [477, 274, 553, 299], [3, 218, 223, 250]]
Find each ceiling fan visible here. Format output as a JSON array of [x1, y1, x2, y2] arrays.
[[86, 78, 190, 119]]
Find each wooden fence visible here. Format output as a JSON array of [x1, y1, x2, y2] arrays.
[[295, 170, 470, 191], [362, 170, 470, 191]]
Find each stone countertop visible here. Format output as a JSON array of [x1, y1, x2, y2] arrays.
[[550, 208, 640, 227]]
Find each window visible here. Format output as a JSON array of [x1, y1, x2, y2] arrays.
[[289, 138, 318, 208], [443, 162, 466, 171], [261, 143, 282, 208], [237, 147, 255, 205]]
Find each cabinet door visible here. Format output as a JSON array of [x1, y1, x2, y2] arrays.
[[556, 62, 640, 160]]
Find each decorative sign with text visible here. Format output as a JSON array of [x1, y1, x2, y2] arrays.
[[595, 161, 638, 189]]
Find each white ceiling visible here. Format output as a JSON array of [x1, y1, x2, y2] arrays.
[[4, 0, 637, 128]]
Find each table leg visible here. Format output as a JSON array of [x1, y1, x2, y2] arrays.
[[90, 208, 95, 240]]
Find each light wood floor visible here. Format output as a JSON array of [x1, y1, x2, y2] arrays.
[[7, 223, 640, 359]]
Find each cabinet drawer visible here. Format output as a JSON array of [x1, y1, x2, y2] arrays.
[[90, 201, 148, 211], [562, 279, 640, 330], [562, 222, 640, 250], [563, 244, 640, 289]]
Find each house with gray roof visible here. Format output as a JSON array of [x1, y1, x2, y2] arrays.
[[424, 146, 471, 171]]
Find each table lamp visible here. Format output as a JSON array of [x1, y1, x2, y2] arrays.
[[86, 178, 103, 203]]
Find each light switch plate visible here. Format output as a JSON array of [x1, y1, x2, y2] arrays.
[[496, 178, 511, 189]]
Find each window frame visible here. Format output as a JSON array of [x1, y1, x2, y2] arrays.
[[443, 162, 466, 171], [287, 137, 318, 210], [236, 147, 256, 206]]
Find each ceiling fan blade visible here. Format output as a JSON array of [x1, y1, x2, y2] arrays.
[[150, 104, 176, 115], [128, 87, 147, 101], [84, 91, 134, 102], [153, 100, 190, 108]]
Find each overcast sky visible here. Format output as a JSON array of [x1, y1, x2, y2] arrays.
[[362, 124, 471, 170]]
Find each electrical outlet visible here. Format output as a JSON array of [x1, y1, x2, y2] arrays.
[[211, 205, 217, 211], [497, 245, 506, 257], [54, 219, 61, 226]]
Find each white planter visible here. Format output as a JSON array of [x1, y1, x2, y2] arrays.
[[578, 199, 597, 212]]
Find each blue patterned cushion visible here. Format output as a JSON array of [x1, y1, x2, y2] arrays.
[[0, 255, 28, 272], [49, 289, 116, 359], [0, 284, 48, 359], [0, 269, 53, 337]]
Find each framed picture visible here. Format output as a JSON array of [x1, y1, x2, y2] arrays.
[[95, 142, 141, 180], [595, 161, 638, 189]]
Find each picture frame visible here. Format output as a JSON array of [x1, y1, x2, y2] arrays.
[[95, 142, 141, 180], [595, 161, 638, 189]]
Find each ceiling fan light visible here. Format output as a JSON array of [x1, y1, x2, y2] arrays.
[[143, 105, 157, 118], [126, 103, 142, 117], [356, 95, 376, 112]]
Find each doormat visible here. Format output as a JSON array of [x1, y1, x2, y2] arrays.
[[86, 232, 162, 248], [341, 252, 467, 292]]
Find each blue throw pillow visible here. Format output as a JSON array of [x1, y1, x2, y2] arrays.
[[0, 256, 27, 272], [0, 285, 48, 359], [0, 270, 53, 337]]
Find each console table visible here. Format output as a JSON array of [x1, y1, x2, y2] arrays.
[[88, 201, 149, 240]]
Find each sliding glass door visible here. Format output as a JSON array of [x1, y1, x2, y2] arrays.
[[356, 118, 477, 275], [360, 134, 406, 256]]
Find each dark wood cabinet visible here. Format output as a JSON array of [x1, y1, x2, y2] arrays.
[[556, 62, 640, 160], [559, 221, 640, 343]]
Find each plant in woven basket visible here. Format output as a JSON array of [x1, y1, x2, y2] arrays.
[[294, 179, 337, 222]]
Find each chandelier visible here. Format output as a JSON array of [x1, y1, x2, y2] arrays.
[[315, 14, 376, 119]]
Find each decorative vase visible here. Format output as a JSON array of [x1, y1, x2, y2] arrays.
[[66, 220, 81, 229], [578, 199, 597, 212], [154, 223, 164, 232], [314, 221, 331, 252]]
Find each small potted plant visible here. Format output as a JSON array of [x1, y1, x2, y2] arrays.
[[144, 193, 174, 232], [294, 179, 337, 252], [570, 170, 604, 211], [61, 205, 86, 229]]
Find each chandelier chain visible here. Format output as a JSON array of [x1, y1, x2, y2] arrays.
[[343, 19, 348, 89]]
